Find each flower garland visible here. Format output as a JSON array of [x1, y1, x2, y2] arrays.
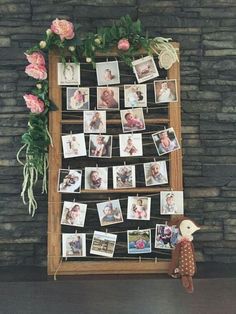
[[17, 15, 179, 216]]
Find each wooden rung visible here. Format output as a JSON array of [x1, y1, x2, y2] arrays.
[[61, 118, 169, 125], [79, 187, 170, 194]]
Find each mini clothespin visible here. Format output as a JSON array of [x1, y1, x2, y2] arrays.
[[153, 157, 156, 162], [75, 229, 78, 234], [96, 163, 98, 169], [146, 106, 149, 114], [124, 161, 126, 166], [68, 165, 71, 170], [73, 198, 76, 203], [106, 228, 108, 233], [139, 256, 142, 263], [136, 193, 139, 198], [155, 257, 158, 264]]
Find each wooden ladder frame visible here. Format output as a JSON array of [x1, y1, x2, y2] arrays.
[[48, 43, 182, 275]]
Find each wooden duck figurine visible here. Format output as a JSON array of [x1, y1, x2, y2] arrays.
[[168, 217, 200, 293]]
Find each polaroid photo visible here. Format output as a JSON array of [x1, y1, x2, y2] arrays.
[[152, 127, 180, 156], [160, 191, 184, 215], [90, 231, 117, 258], [119, 133, 143, 157], [84, 167, 108, 190], [124, 84, 147, 108], [97, 87, 119, 110], [66, 87, 89, 110], [61, 201, 87, 227], [155, 224, 179, 250], [96, 61, 120, 86], [154, 79, 178, 103], [143, 161, 168, 186], [57, 63, 80, 86], [127, 196, 151, 220], [57, 169, 82, 194], [127, 229, 152, 254], [120, 108, 145, 133], [61, 133, 87, 159], [83, 111, 106, 133], [62, 233, 86, 257], [89, 135, 112, 158], [132, 56, 159, 83], [112, 165, 136, 189], [96, 199, 123, 226]]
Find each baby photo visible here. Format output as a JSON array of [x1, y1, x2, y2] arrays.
[[57, 63, 80, 86], [89, 135, 112, 158], [143, 161, 168, 186], [58, 169, 82, 194], [61, 201, 87, 227], [112, 165, 136, 189], [84, 167, 108, 190], [97, 87, 119, 110], [124, 84, 147, 108], [62, 233, 86, 258], [154, 79, 178, 103], [127, 196, 151, 220], [66, 87, 89, 110], [61, 133, 87, 159], [83, 111, 106, 133], [96, 199, 123, 226], [96, 61, 120, 86], [120, 108, 145, 133], [160, 191, 184, 215], [90, 231, 117, 258], [155, 224, 179, 250], [152, 127, 180, 156], [127, 229, 151, 254], [119, 134, 143, 157], [132, 56, 159, 83]]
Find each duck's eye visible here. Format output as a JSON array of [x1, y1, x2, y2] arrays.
[[187, 226, 190, 229]]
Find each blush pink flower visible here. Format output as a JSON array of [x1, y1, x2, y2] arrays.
[[23, 94, 45, 114], [25, 52, 46, 66], [50, 18, 75, 41], [117, 38, 130, 51], [25, 64, 47, 80]]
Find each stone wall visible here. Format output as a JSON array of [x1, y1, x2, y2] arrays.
[[0, 0, 236, 266]]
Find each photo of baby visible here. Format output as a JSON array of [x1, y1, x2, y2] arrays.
[[160, 191, 184, 215], [66, 87, 89, 110], [112, 165, 136, 189], [96, 61, 120, 86], [132, 56, 159, 83], [119, 134, 143, 157], [127, 197, 151, 220], [124, 84, 147, 108], [61, 201, 87, 227], [84, 167, 108, 190], [97, 87, 119, 110], [152, 127, 180, 156], [90, 231, 117, 258], [143, 161, 168, 186], [120, 108, 145, 133], [155, 224, 179, 250], [57, 169, 82, 194], [96, 199, 123, 226], [89, 135, 112, 158], [57, 63, 80, 86], [62, 233, 86, 257], [61, 133, 87, 159], [83, 111, 106, 133], [127, 229, 152, 254], [154, 79, 178, 103]]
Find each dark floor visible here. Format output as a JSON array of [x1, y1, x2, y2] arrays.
[[0, 264, 235, 314]]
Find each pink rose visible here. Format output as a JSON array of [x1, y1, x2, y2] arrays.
[[23, 94, 45, 114], [25, 64, 47, 80], [135, 239, 145, 249], [25, 52, 45, 66], [50, 18, 74, 41], [117, 38, 130, 51]]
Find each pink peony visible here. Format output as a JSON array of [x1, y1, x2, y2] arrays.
[[25, 52, 45, 66], [117, 38, 130, 51], [25, 64, 47, 80], [135, 239, 145, 249], [23, 94, 45, 114], [50, 18, 74, 41]]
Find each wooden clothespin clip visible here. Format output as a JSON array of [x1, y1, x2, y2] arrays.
[[96, 163, 98, 169], [155, 257, 157, 264], [106, 228, 108, 233], [68, 165, 71, 170], [75, 229, 78, 234], [146, 106, 149, 114], [73, 198, 76, 203], [139, 256, 142, 263]]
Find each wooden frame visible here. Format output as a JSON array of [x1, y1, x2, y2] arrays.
[[48, 43, 182, 275]]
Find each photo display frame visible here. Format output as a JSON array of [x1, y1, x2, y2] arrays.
[[48, 43, 182, 276]]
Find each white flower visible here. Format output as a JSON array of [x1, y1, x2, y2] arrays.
[[36, 83, 42, 89], [39, 41, 47, 49], [68, 46, 75, 52], [158, 49, 177, 70], [46, 29, 52, 36], [86, 57, 92, 63]]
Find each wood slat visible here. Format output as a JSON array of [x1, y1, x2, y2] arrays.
[[61, 118, 169, 125]]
